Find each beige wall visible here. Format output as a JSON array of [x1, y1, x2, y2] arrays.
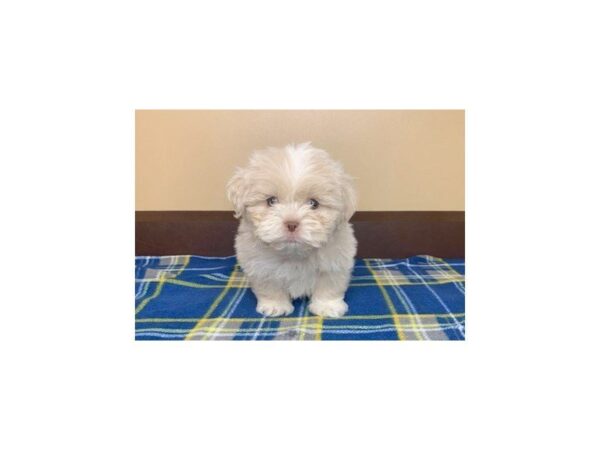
[[136, 110, 464, 211]]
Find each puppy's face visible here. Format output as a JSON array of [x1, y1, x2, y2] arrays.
[[227, 143, 356, 251]]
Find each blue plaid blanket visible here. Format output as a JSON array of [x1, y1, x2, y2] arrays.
[[135, 255, 465, 340]]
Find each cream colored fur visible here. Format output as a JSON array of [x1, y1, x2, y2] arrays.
[[226, 143, 357, 317]]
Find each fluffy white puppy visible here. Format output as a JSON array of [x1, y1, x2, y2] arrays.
[[227, 142, 357, 318]]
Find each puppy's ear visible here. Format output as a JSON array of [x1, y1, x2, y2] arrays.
[[226, 168, 248, 219], [340, 174, 358, 221]]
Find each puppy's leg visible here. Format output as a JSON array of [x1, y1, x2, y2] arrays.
[[252, 282, 294, 317], [308, 271, 350, 318]]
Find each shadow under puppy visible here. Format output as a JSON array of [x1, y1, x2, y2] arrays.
[[227, 142, 357, 318]]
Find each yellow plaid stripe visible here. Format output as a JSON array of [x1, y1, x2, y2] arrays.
[[135, 276, 166, 315], [364, 259, 406, 340], [135, 276, 463, 289], [136, 312, 465, 323], [139, 321, 461, 334], [369, 263, 431, 340], [184, 264, 240, 340], [315, 316, 323, 340]]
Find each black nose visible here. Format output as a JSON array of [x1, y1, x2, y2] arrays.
[[286, 222, 299, 232]]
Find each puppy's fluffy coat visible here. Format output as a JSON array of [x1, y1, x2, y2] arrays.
[[227, 143, 357, 318]]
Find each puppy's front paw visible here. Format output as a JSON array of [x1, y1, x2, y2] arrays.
[[256, 299, 294, 317], [308, 299, 348, 318]]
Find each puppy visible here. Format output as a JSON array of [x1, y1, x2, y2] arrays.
[[226, 142, 357, 318]]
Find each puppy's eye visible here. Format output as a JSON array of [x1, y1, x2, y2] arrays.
[[308, 198, 319, 209], [266, 196, 278, 207]]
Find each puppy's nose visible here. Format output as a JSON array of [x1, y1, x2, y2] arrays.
[[285, 221, 299, 232]]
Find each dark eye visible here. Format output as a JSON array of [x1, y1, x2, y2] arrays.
[[308, 198, 319, 209], [266, 196, 278, 207]]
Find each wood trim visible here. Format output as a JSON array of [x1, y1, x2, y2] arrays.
[[136, 211, 464, 259]]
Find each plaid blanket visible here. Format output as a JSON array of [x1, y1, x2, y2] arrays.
[[135, 255, 465, 340]]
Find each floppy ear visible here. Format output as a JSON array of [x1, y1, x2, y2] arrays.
[[340, 174, 358, 221], [226, 168, 248, 219]]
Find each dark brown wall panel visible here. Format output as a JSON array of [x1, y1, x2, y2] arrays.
[[136, 211, 464, 259]]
